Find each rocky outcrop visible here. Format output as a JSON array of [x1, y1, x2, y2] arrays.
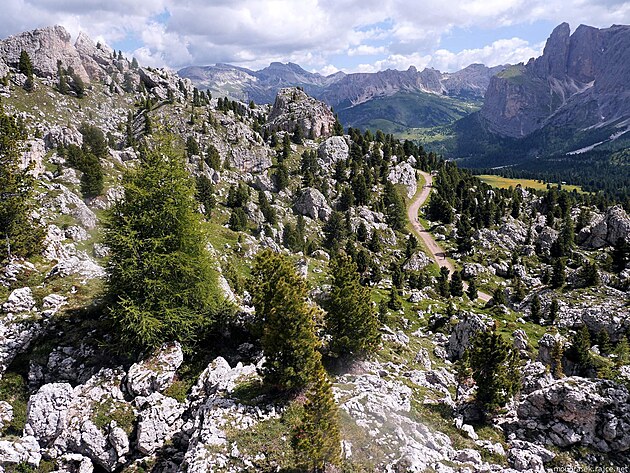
[[403, 251, 432, 272], [293, 187, 332, 221], [0, 26, 90, 81], [26, 369, 132, 472], [266, 87, 335, 139], [317, 135, 349, 166], [126, 343, 183, 398], [578, 205, 630, 248], [447, 313, 492, 360], [134, 393, 185, 455], [388, 161, 417, 198], [0, 435, 41, 467], [508, 377, 630, 458]]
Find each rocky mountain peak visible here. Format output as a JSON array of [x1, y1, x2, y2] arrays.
[[267, 86, 335, 139], [0, 25, 90, 81]]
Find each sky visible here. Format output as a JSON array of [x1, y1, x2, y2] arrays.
[[0, 1, 628, 74]]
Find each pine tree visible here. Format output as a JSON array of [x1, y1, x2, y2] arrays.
[[18, 50, 33, 77], [551, 340, 564, 379], [324, 211, 346, 252], [437, 266, 450, 297], [596, 329, 612, 356], [228, 207, 248, 231], [614, 336, 630, 367], [549, 298, 560, 324], [387, 286, 403, 311], [492, 286, 507, 306], [325, 255, 380, 357], [468, 328, 520, 416], [248, 250, 321, 391], [383, 181, 406, 231], [570, 325, 592, 374], [104, 139, 220, 351], [466, 277, 478, 301], [612, 238, 630, 273], [530, 294, 541, 324], [0, 104, 44, 259], [292, 363, 342, 471], [195, 176, 216, 218], [550, 258, 565, 289], [450, 271, 464, 297]]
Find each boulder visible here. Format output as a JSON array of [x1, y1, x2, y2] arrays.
[[403, 251, 432, 272], [0, 435, 41, 467], [294, 187, 332, 221], [388, 161, 417, 198], [126, 342, 183, 398], [447, 313, 491, 360], [317, 136, 349, 166], [2, 287, 36, 314], [134, 393, 185, 455], [0, 401, 13, 431], [26, 383, 75, 444], [578, 205, 630, 248]]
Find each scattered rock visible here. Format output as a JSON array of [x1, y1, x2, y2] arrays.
[[294, 187, 332, 221], [126, 343, 184, 398]]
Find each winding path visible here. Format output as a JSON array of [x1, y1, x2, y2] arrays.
[[408, 170, 492, 303]]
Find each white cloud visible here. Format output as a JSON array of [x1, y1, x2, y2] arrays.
[[0, 0, 627, 73]]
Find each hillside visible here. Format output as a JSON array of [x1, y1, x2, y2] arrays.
[[0, 25, 629, 473]]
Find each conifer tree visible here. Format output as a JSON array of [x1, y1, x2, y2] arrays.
[[466, 277, 478, 301], [18, 50, 33, 77], [570, 325, 592, 374], [248, 250, 321, 391], [383, 181, 406, 230], [530, 294, 541, 324], [0, 104, 43, 259], [325, 255, 380, 357], [468, 328, 520, 416], [450, 271, 464, 297], [492, 286, 507, 306], [596, 329, 612, 356], [614, 336, 630, 367], [549, 298, 560, 324], [437, 266, 450, 297], [387, 286, 403, 311], [104, 139, 220, 351], [551, 340, 564, 378], [551, 258, 566, 289], [292, 362, 342, 472]]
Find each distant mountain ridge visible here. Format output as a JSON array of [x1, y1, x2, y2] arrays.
[[478, 22, 630, 142], [178, 61, 505, 132]]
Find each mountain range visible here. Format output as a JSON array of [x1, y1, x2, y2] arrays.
[[178, 62, 505, 133]]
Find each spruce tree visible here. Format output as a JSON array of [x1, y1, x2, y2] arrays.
[[466, 277, 478, 301], [468, 328, 520, 416], [549, 298, 560, 324], [530, 294, 541, 324], [551, 258, 565, 289], [248, 250, 321, 391], [0, 104, 44, 259], [492, 286, 507, 306], [325, 255, 380, 357], [104, 139, 220, 351], [614, 336, 630, 367], [551, 340, 564, 378], [437, 266, 450, 297], [570, 325, 592, 374], [292, 362, 342, 471], [18, 50, 33, 77], [450, 271, 464, 297]]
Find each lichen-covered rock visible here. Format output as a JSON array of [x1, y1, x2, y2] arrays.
[[126, 342, 183, 398], [403, 251, 432, 272], [44, 126, 83, 149], [293, 187, 332, 221], [0, 401, 13, 431], [26, 383, 74, 444], [2, 287, 36, 314], [447, 313, 491, 360]]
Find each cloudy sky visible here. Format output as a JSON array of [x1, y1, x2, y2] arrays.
[[0, 1, 628, 74]]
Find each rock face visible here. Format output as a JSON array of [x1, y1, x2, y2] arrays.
[[0, 26, 90, 81], [481, 23, 630, 138], [509, 377, 630, 458], [266, 87, 335, 139], [578, 205, 630, 248], [447, 313, 491, 360], [294, 187, 332, 221], [388, 161, 417, 198]]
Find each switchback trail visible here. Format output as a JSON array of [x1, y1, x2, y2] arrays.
[[407, 170, 492, 303]]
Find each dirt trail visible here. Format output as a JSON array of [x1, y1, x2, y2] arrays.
[[408, 171, 492, 303]]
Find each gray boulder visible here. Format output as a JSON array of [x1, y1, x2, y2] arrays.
[[447, 313, 491, 360], [294, 187, 332, 221], [134, 393, 185, 455], [266, 87, 335, 139], [403, 251, 432, 272], [0, 435, 41, 467], [26, 383, 74, 444], [317, 136, 348, 166], [579, 205, 630, 248]]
